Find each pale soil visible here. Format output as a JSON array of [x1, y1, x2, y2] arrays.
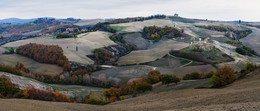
[[117, 40, 189, 65], [3, 31, 115, 64], [1, 68, 259, 111], [0, 72, 52, 90], [110, 19, 174, 32], [0, 47, 6, 54], [123, 32, 150, 50], [0, 54, 63, 75], [74, 19, 105, 26]]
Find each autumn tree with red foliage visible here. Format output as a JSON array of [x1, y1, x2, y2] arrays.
[[210, 65, 236, 88], [16, 43, 71, 71], [23, 86, 70, 102]]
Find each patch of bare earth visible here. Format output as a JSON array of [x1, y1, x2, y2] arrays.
[[1, 68, 259, 111]]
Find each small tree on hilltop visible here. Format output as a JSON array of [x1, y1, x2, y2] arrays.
[[210, 65, 236, 88]]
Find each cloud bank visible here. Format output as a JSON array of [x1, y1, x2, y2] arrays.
[[0, 0, 259, 21]]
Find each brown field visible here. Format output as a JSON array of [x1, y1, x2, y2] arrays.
[[0, 54, 63, 75], [1, 67, 259, 111], [3, 31, 115, 64]]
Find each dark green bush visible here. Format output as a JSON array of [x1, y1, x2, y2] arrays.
[[161, 75, 180, 85], [135, 82, 152, 92], [85, 98, 108, 105]]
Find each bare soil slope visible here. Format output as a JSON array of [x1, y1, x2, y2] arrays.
[[1, 68, 259, 111]]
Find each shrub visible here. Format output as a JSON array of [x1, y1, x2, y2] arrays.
[[135, 82, 152, 93], [205, 71, 214, 78], [85, 98, 108, 105], [23, 87, 70, 102], [161, 75, 180, 85], [239, 63, 256, 78], [148, 70, 161, 76], [56, 33, 75, 38], [109, 96, 117, 102], [210, 65, 236, 88], [190, 72, 201, 79], [145, 75, 160, 84], [236, 47, 247, 55], [0, 75, 20, 98], [182, 73, 191, 80]]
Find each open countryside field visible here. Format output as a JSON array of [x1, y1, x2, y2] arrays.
[[3, 31, 115, 64], [117, 40, 189, 65], [110, 19, 174, 32], [0, 54, 63, 75], [1, 67, 259, 111]]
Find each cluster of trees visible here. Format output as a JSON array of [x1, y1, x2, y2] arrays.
[[0, 75, 71, 102], [42, 24, 82, 34], [235, 45, 256, 56], [93, 48, 114, 64], [197, 25, 233, 32], [89, 22, 117, 33], [225, 40, 243, 47], [239, 63, 257, 78], [109, 34, 126, 43], [210, 65, 236, 88], [103, 70, 180, 103], [225, 40, 256, 56], [90, 14, 167, 33], [0, 64, 23, 76], [182, 71, 213, 80], [0, 75, 21, 98], [107, 14, 166, 24], [197, 25, 252, 38], [143, 25, 183, 41], [16, 43, 71, 71], [0, 62, 111, 88], [23, 87, 71, 102], [56, 33, 76, 38]]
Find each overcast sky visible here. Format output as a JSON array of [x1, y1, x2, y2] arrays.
[[0, 0, 259, 21]]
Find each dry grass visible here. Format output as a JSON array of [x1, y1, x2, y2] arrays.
[[3, 31, 115, 64]]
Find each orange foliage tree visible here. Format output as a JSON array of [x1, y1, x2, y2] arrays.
[[16, 43, 71, 71], [210, 65, 236, 88]]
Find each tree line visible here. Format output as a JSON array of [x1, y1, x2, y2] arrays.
[[143, 25, 183, 41], [16, 43, 71, 71]]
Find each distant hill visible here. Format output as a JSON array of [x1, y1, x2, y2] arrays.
[[0, 18, 37, 24]]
